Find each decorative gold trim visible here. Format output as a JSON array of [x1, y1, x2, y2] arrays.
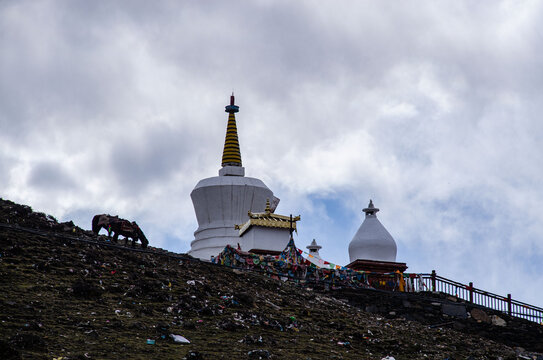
[[236, 199, 301, 236]]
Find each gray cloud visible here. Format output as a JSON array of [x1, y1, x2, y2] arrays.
[[1, 1, 543, 306], [27, 161, 76, 191], [0, 155, 13, 186], [109, 123, 198, 193]]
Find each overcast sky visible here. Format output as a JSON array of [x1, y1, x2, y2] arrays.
[[2, 1, 543, 307]]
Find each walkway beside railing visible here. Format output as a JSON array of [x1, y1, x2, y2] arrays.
[[407, 270, 543, 323]]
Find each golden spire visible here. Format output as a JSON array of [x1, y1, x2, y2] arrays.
[[221, 93, 242, 167]]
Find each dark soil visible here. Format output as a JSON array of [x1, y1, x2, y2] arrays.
[[1, 198, 542, 359]]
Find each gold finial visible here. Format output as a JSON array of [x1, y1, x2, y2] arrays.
[[265, 199, 271, 214]]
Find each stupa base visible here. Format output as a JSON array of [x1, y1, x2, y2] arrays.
[[347, 258, 408, 273]]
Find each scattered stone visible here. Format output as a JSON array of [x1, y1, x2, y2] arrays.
[[239, 335, 264, 344], [247, 349, 271, 359], [219, 320, 245, 331], [183, 351, 204, 360], [470, 308, 491, 323], [492, 315, 507, 327]]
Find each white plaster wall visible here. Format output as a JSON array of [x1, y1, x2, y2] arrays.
[[189, 175, 274, 260], [242, 226, 291, 253]]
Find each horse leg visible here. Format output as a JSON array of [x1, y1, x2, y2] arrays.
[[113, 232, 119, 243]]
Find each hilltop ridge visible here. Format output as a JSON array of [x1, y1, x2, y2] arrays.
[[0, 198, 542, 359]]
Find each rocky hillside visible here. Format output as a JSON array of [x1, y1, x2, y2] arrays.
[[0, 198, 542, 359]]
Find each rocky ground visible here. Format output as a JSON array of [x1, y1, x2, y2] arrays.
[[0, 198, 542, 359]]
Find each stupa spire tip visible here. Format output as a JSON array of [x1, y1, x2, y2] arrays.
[[225, 93, 239, 113], [363, 199, 379, 216]]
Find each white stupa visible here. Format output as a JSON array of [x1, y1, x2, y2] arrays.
[[189, 94, 279, 260], [348, 200, 397, 263], [306, 239, 322, 259], [304, 239, 327, 268]]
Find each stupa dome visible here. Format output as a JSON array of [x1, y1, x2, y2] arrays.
[[348, 200, 397, 262]]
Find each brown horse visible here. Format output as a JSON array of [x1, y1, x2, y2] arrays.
[[92, 214, 118, 236], [92, 214, 148, 249]]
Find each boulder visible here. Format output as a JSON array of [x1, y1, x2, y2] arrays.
[[470, 308, 491, 323], [491, 315, 507, 327]]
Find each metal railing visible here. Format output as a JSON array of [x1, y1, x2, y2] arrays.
[[407, 270, 543, 323]]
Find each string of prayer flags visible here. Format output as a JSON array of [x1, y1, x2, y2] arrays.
[[212, 241, 416, 292]]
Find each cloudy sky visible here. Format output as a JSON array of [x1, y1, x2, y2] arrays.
[[2, 1, 543, 307]]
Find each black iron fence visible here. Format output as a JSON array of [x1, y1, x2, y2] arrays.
[[407, 270, 543, 323]]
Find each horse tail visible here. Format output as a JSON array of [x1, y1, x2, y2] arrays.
[[140, 231, 149, 248]]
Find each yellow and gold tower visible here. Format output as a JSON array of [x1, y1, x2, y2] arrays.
[[221, 94, 242, 167], [218, 94, 245, 177]]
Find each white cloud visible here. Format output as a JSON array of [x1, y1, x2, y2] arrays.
[[1, 0, 543, 307]]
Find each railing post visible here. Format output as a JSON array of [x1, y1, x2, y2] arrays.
[[469, 282, 473, 303], [507, 294, 512, 316], [431, 270, 436, 292]]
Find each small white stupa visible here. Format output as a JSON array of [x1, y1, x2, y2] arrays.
[[189, 94, 279, 260], [304, 238, 326, 268], [306, 239, 322, 259], [347, 200, 407, 272], [348, 200, 396, 262]]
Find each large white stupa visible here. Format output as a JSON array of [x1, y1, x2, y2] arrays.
[[188, 95, 278, 260]]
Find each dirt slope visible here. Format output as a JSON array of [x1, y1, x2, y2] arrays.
[[0, 198, 541, 359]]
